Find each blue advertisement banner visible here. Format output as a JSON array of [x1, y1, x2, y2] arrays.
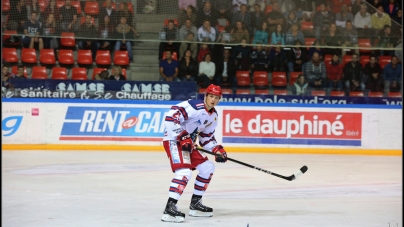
[[197, 94, 402, 105], [3, 79, 197, 101]]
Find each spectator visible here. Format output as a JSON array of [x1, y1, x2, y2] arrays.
[[351, 0, 364, 16], [250, 3, 265, 32], [215, 4, 232, 34], [377, 25, 395, 56], [27, 0, 42, 22], [308, 39, 324, 61], [178, 5, 197, 27], [179, 32, 198, 60], [285, 11, 300, 32], [291, 74, 309, 95], [364, 55, 383, 92], [335, 4, 354, 29], [118, 2, 134, 27], [271, 24, 285, 45], [341, 20, 359, 57], [197, 43, 211, 63], [198, 53, 216, 88], [22, 11, 43, 50], [213, 0, 232, 12], [305, 52, 327, 91], [392, 9, 402, 25], [232, 39, 251, 70], [367, 0, 382, 14], [277, 0, 296, 17], [326, 54, 344, 92], [253, 21, 270, 44], [197, 20, 216, 42], [343, 53, 364, 93], [99, 0, 118, 26], [109, 66, 126, 81], [285, 23, 305, 45], [323, 23, 341, 56], [9, 0, 28, 33], [98, 15, 116, 51], [196, 1, 218, 28], [114, 16, 138, 62], [248, 0, 265, 13], [43, 0, 61, 22], [330, 0, 352, 15], [11, 65, 27, 79], [287, 39, 307, 73], [215, 49, 237, 90], [269, 46, 287, 72], [294, 0, 313, 20], [78, 15, 99, 60], [383, 0, 400, 18], [371, 5, 392, 33], [41, 13, 59, 50], [383, 55, 402, 92], [2, 65, 13, 88], [59, 0, 78, 32], [230, 21, 250, 43], [179, 19, 198, 41], [232, 0, 248, 12], [159, 20, 179, 61], [232, 4, 252, 35], [251, 43, 268, 72], [95, 70, 109, 80], [353, 3, 372, 38], [159, 50, 180, 82], [313, 3, 335, 39], [179, 49, 198, 81], [266, 2, 286, 34]]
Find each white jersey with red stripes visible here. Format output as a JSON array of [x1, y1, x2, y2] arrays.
[[163, 99, 219, 152]]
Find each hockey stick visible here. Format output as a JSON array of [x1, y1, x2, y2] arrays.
[[196, 147, 308, 181]]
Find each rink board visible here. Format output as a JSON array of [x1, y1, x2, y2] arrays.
[[2, 98, 402, 155]]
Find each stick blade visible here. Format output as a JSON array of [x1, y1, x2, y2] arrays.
[[288, 165, 308, 181], [300, 165, 308, 174]]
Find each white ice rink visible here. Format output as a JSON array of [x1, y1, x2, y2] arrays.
[[2, 151, 402, 227]]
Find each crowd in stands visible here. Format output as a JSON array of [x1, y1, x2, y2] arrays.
[[2, 0, 403, 97]]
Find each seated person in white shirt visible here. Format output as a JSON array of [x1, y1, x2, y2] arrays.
[[198, 20, 217, 42]]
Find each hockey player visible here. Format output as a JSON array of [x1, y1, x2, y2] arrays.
[[161, 84, 228, 223]]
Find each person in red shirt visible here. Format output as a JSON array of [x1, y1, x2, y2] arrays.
[[326, 54, 344, 93]]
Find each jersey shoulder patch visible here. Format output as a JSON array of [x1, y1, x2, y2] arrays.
[[188, 99, 205, 110]]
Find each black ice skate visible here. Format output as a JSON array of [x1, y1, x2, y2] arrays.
[[188, 197, 213, 217], [161, 201, 186, 223]]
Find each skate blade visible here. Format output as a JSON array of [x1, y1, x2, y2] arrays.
[[188, 210, 213, 217], [161, 214, 185, 223]]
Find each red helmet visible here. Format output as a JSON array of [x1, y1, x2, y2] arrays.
[[205, 84, 222, 96]]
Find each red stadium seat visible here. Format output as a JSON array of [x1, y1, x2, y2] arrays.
[[114, 50, 129, 66], [304, 37, 316, 50], [368, 92, 383, 97], [236, 71, 250, 87], [301, 22, 314, 31], [289, 72, 302, 85], [236, 89, 251, 94], [273, 89, 288, 95], [2, 47, 19, 63], [95, 50, 112, 66], [311, 90, 326, 96], [330, 90, 345, 96], [77, 49, 93, 65], [39, 49, 56, 65], [324, 54, 332, 65], [342, 55, 352, 65], [255, 89, 269, 95], [32, 66, 48, 79], [360, 55, 370, 66], [271, 72, 287, 87], [102, 1, 116, 9], [56, 0, 64, 8], [222, 89, 233, 94], [2, 0, 10, 12], [71, 1, 82, 14], [253, 71, 269, 87], [3, 30, 21, 48], [264, 5, 272, 15], [388, 92, 401, 98], [38, 0, 46, 12], [3, 30, 16, 42], [84, 1, 99, 15], [58, 49, 74, 65], [349, 91, 364, 97], [198, 88, 206, 94], [21, 48, 38, 64], [60, 32, 76, 47], [92, 67, 108, 79], [119, 2, 133, 13], [358, 38, 371, 54], [111, 67, 127, 78], [11, 66, 28, 77], [51, 67, 68, 80], [162, 51, 178, 61], [378, 56, 391, 69], [71, 68, 88, 80], [164, 19, 179, 27]]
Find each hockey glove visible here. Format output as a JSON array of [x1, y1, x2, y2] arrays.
[[212, 145, 227, 163], [177, 130, 193, 153]]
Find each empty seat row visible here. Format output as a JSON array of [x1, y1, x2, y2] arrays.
[[27, 66, 127, 80]]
